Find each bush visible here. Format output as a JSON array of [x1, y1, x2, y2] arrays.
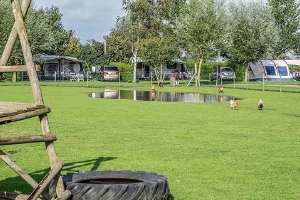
[[185, 61, 246, 81], [110, 62, 133, 82]]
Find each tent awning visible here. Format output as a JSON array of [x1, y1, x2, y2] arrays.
[[35, 55, 84, 63], [285, 60, 300, 66]]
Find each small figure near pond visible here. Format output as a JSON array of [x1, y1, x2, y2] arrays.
[[230, 100, 239, 110], [258, 99, 264, 110], [218, 86, 224, 93], [152, 85, 156, 91]]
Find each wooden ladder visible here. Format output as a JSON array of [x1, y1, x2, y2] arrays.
[[0, 0, 70, 199]]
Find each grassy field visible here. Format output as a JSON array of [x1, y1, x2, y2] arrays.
[[0, 80, 300, 199]]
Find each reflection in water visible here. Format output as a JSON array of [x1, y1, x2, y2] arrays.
[[89, 90, 238, 103]]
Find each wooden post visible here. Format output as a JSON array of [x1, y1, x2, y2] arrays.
[[55, 71, 57, 86], [263, 74, 265, 91], [247, 72, 249, 90], [280, 75, 282, 92], [119, 71, 121, 87], [87, 71, 89, 87], [233, 77, 235, 89], [11, 0, 65, 196], [12, 72, 16, 82]]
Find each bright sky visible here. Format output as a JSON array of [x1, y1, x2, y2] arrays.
[[34, 0, 126, 44], [34, 0, 300, 44]]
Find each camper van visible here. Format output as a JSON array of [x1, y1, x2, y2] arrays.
[[248, 60, 293, 81]]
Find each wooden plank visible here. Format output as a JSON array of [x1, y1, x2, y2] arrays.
[[0, 102, 44, 113], [0, 101, 44, 108], [0, 65, 26, 72], [0, 110, 18, 117], [0, 65, 41, 72], [0, 65, 41, 73], [0, 106, 29, 114], [0, 107, 50, 124], [0, 134, 57, 145]]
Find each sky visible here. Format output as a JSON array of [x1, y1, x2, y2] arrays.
[[34, 0, 300, 44], [34, 0, 126, 44]]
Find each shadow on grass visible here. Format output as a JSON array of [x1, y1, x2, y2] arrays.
[[168, 193, 175, 199], [0, 156, 116, 194]]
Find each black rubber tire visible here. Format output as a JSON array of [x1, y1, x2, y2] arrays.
[[63, 170, 170, 200]]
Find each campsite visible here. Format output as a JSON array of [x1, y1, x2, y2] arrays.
[[0, 80, 299, 199]]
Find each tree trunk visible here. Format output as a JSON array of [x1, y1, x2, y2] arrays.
[[194, 63, 199, 86], [160, 63, 163, 82], [132, 53, 137, 83], [195, 58, 203, 87], [244, 65, 248, 82]]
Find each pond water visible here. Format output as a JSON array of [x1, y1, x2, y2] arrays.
[[89, 89, 238, 103]]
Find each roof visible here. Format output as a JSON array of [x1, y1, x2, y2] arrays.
[[285, 60, 300, 66], [35, 55, 84, 63], [131, 57, 184, 64]]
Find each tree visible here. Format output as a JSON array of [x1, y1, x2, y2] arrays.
[[63, 30, 81, 58], [177, 0, 227, 86], [107, 0, 186, 83], [138, 33, 180, 82], [26, 6, 71, 57], [268, 0, 300, 58], [0, 0, 14, 55], [79, 39, 109, 71], [225, 1, 278, 80], [107, 16, 135, 64], [1, 1, 78, 65]]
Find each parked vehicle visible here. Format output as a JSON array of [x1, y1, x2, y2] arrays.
[[291, 70, 300, 81], [98, 66, 120, 81], [135, 58, 188, 80], [171, 69, 182, 79], [210, 67, 236, 81]]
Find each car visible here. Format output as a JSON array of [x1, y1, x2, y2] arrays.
[[98, 66, 120, 81], [210, 67, 236, 81], [171, 69, 182, 79]]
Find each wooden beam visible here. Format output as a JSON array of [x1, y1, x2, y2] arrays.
[[0, 102, 45, 113], [0, 134, 57, 145], [0, 150, 52, 200], [28, 162, 64, 200], [0, 192, 43, 200], [0, 65, 41, 72], [0, 107, 51, 124], [0, 102, 45, 108], [10, 0, 65, 196]]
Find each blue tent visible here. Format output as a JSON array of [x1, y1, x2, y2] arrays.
[[248, 60, 293, 81]]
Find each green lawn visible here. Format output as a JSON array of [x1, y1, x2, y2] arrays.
[[0, 80, 300, 199]]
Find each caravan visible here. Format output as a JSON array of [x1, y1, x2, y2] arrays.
[[135, 58, 188, 80], [248, 60, 293, 81]]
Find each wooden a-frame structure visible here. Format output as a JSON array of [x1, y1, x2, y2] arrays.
[[0, 0, 70, 199]]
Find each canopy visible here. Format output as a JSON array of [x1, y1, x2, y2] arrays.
[[285, 60, 300, 66]]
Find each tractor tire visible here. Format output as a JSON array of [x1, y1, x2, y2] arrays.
[[63, 170, 170, 200]]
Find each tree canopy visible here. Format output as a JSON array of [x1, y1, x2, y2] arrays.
[[1, 0, 300, 77], [268, 0, 300, 58]]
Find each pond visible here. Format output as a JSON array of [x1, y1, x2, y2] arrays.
[[89, 89, 238, 103]]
